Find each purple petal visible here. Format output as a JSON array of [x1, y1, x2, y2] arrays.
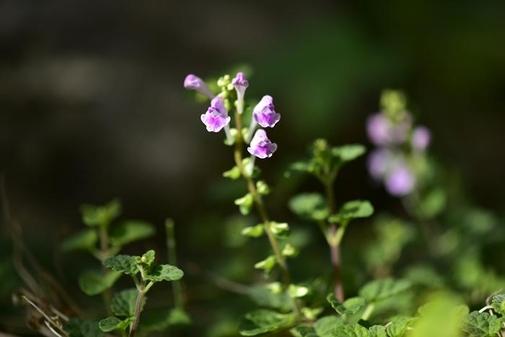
[[247, 129, 277, 159], [385, 164, 416, 197], [253, 95, 281, 128], [412, 126, 431, 151]]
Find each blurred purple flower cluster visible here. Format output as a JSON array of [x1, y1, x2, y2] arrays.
[[183, 73, 280, 159], [367, 92, 431, 197]]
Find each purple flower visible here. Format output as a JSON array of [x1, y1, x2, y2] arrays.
[[412, 126, 431, 151], [200, 96, 231, 132], [184, 74, 213, 98], [385, 164, 416, 197], [367, 113, 392, 146], [367, 149, 392, 180], [253, 95, 281, 128], [367, 113, 412, 146], [247, 129, 278, 159], [232, 72, 249, 98]]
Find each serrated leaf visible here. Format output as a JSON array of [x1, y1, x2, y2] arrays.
[[65, 319, 103, 337], [386, 316, 413, 337], [109, 221, 155, 247], [332, 144, 366, 163], [327, 294, 367, 323], [239, 309, 295, 336], [490, 293, 505, 315], [104, 255, 139, 275], [145, 264, 184, 282], [314, 316, 343, 337], [331, 323, 370, 337], [81, 200, 121, 227], [111, 289, 137, 317], [368, 325, 387, 337], [61, 229, 97, 252], [289, 193, 329, 221], [329, 200, 374, 224], [98, 316, 132, 332], [463, 311, 502, 337], [78, 270, 121, 296], [359, 278, 411, 303]]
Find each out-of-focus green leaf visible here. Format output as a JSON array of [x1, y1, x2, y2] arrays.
[[140, 307, 191, 332], [109, 220, 155, 247], [368, 325, 387, 337], [61, 229, 97, 252], [98, 316, 132, 332], [332, 144, 366, 163], [386, 316, 414, 337], [81, 200, 121, 227], [239, 309, 295, 336], [65, 319, 103, 337], [289, 193, 329, 221], [409, 293, 468, 337], [78, 270, 121, 296], [111, 289, 137, 317], [329, 200, 374, 224], [359, 278, 411, 303], [314, 316, 343, 337]]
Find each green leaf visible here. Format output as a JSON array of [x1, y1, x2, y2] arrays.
[[247, 284, 292, 312], [241, 224, 264, 238], [223, 166, 241, 180], [368, 325, 387, 337], [331, 324, 370, 337], [490, 293, 505, 315], [81, 199, 121, 227], [254, 256, 276, 272], [145, 264, 184, 282], [332, 144, 366, 163], [61, 229, 97, 252], [289, 193, 329, 221], [140, 250, 156, 266], [235, 194, 254, 215], [291, 325, 318, 337], [104, 255, 139, 275], [98, 316, 132, 332], [239, 309, 295, 336], [256, 181, 270, 195], [288, 284, 309, 298], [411, 293, 468, 337], [65, 319, 103, 337], [463, 311, 502, 337], [109, 221, 155, 247], [140, 308, 191, 332], [327, 294, 367, 323], [329, 200, 374, 224], [78, 270, 121, 296], [359, 278, 411, 303], [314, 316, 343, 337], [385, 316, 413, 337], [111, 289, 138, 317], [270, 222, 289, 235]]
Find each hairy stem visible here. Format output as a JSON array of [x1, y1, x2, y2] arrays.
[[97, 224, 112, 311]]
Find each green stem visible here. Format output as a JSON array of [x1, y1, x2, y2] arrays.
[[361, 303, 375, 321], [97, 224, 112, 311], [166, 219, 184, 309]]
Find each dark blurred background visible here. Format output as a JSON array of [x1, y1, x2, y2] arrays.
[[1, 0, 505, 334]]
